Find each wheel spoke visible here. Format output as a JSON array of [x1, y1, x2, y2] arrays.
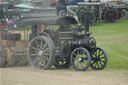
[[42, 55, 47, 61], [40, 40, 43, 49], [45, 56, 49, 62], [33, 57, 40, 64], [96, 61, 100, 68], [39, 55, 49, 67], [98, 52, 104, 57], [100, 60, 105, 63], [92, 60, 96, 65], [42, 43, 47, 50], [94, 52, 97, 57], [100, 57, 105, 59], [34, 50, 38, 54], [43, 53, 50, 56], [99, 61, 103, 66], [44, 48, 49, 53], [94, 53, 97, 57], [30, 53, 38, 56], [31, 46, 39, 51], [35, 41, 40, 49], [98, 50, 101, 56]]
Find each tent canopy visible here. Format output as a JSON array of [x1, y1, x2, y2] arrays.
[[14, 4, 33, 9]]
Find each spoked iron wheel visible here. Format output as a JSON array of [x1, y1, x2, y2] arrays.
[[80, 11, 96, 26], [70, 48, 91, 71], [90, 47, 108, 70], [28, 36, 55, 69], [104, 9, 118, 23], [54, 57, 71, 69]]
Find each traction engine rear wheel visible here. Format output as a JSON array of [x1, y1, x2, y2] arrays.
[[90, 47, 108, 70], [70, 48, 91, 71], [104, 9, 118, 23], [28, 36, 55, 70]]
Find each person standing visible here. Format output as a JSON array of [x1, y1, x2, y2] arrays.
[[56, 0, 67, 16]]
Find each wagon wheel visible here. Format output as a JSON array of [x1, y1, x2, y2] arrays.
[[70, 48, 91, 71], [104, 9, 118, 23], [28, 36, 55, 69], [90, 47, 108, 70], [80, 11, 96, 26]]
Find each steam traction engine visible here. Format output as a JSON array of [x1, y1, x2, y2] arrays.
[[21, 16, 108, 71]]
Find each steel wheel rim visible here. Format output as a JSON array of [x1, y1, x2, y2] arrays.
[[71, 48, 91, 71], [91, 48, 107, 70], [104, 10, 117, 23], [29, 37, 51, 69]]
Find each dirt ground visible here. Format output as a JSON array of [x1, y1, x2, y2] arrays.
[[0, 66, 128, 85]]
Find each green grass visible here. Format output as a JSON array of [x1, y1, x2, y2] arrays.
[[90, 19, 128, 70]]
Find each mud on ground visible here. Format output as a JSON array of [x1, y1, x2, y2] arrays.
[[0, 67, 128, 85]]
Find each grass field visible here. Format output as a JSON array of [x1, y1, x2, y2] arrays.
[[90, 19, 128, 70]]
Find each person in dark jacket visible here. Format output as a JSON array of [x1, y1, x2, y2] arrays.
[[56, 0, 67, 16], [8, 0, 14, 9]]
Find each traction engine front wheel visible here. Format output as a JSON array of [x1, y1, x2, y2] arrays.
[[70, 48, 91, 71], [90, 47, 108, 70]]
